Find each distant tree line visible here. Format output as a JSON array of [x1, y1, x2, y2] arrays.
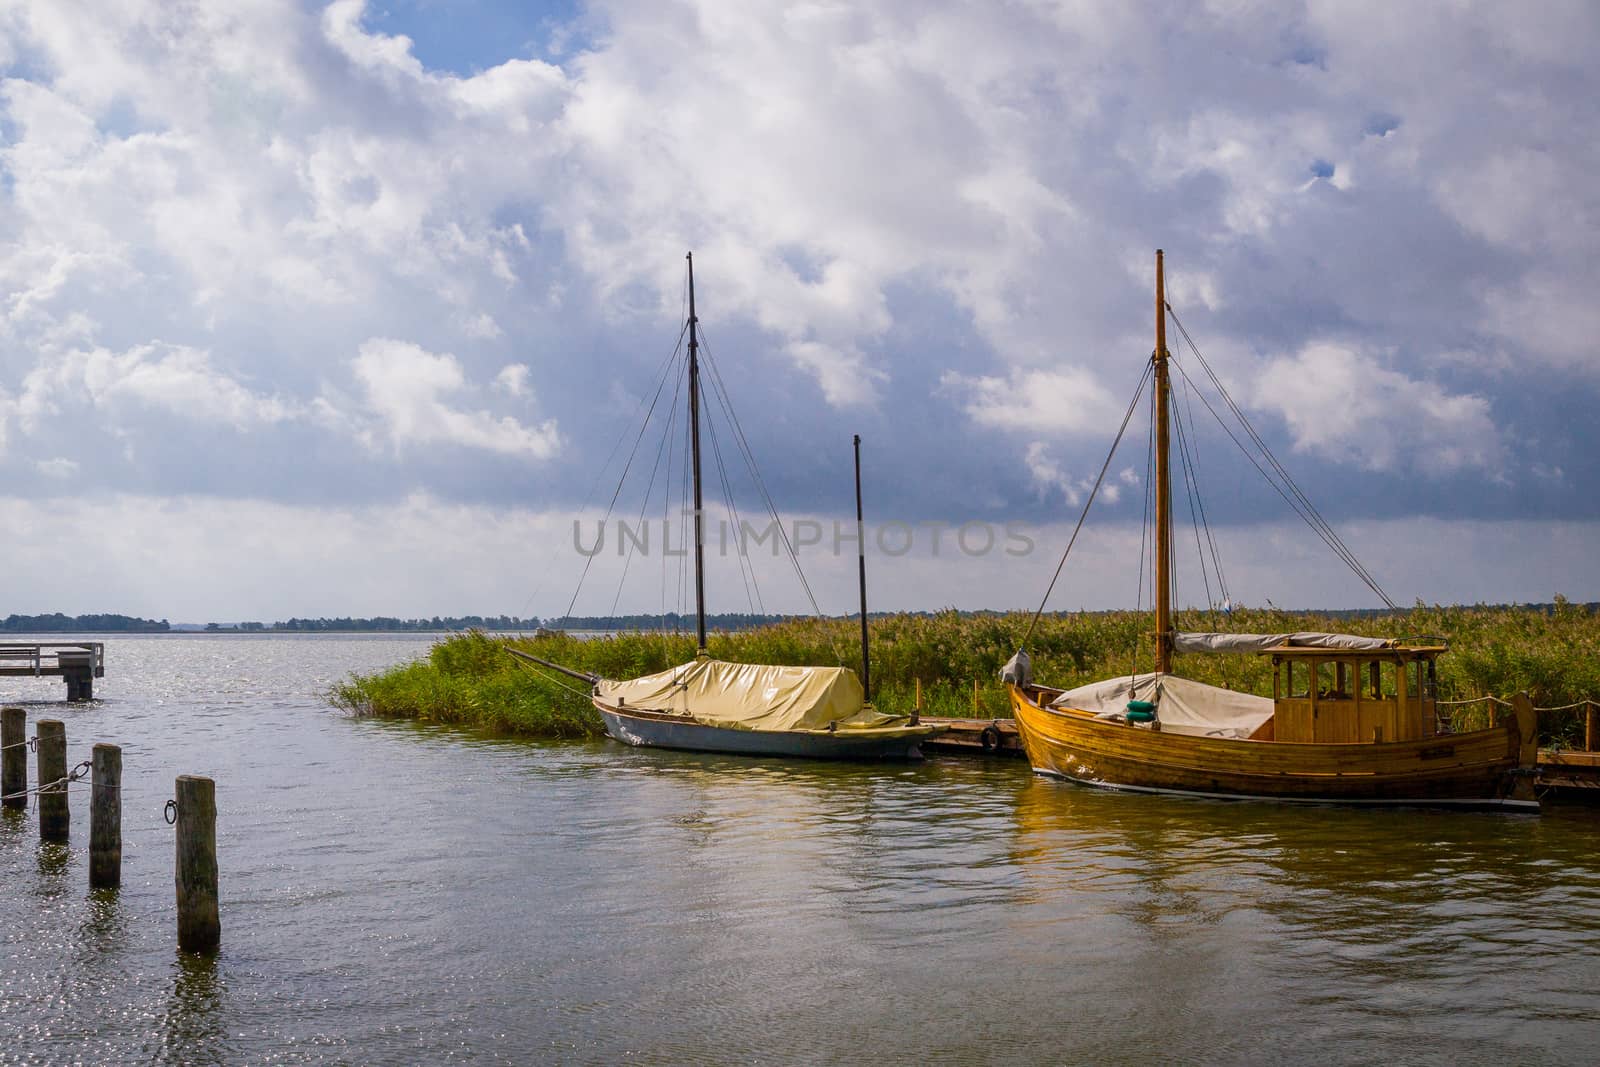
[[0, 613, 171, 632], [545, 612, 805, 631], [206, 616, 543, 632]]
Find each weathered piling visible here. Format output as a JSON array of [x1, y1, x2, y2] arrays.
[[90, 744, 121, 888], [1, 706, 25, 810], [36, 719, 67, 841], [175, 775, 220, 952]]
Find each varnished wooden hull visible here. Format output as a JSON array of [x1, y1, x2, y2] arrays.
[[596, 700, 940, 761], [1010, 685, 1537, 811]]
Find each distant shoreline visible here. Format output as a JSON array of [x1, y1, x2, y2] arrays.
[[3, 601, 1593, 636]]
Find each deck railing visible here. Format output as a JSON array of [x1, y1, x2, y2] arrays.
[[1437, 696, 1600, 749], [0, 643, 106, 676]]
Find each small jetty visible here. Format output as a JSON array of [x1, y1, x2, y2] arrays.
[[0, 643, 104, 701], [922, 717, 1025, 757]]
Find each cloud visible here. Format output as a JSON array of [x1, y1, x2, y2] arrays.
[[15, 343, 296, 433], [1252, 342, 1503, 475], [942, 367, 1121, 436], [0, 0, 1595, 618], [350, 339, 560, 458], [493, 363, 531, 397]]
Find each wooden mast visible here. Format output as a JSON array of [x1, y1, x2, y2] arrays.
[[853, 434, 870, 703], [687, 252, 707, 652], [1154, 249, 1173, 674]]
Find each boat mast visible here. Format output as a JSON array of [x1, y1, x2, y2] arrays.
[[1154, 249, 1173, 674], [687, 252, 707, 652], [853, 433, 870, 703]]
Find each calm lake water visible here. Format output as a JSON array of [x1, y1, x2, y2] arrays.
[[1, 634, 1599, 1065]]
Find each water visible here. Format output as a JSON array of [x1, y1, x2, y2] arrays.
[[2, 635, 1599, 1064]]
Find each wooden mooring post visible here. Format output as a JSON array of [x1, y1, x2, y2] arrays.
[[1, 706, 25, 810], [90, 744, 121, 889], [1587, 700, 1596, 753], [36, 719, 67, 842], [175, 775, 220, 952]]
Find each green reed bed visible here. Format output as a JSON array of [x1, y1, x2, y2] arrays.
[[328, 601, 1600, 744]]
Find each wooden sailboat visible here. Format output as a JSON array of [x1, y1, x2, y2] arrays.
[[1007, 251, 1538, 810], [580, 254, 940, 760]]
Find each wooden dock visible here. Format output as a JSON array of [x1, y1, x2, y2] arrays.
[[922, 717, 1025, 757], [0, 643, 104, 701]]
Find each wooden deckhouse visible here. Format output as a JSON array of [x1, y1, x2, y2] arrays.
[[1266, 642, 1442, 744]]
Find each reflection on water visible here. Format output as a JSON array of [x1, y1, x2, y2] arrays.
[[0, 634, 1596, 1063], [159, 953, 226, 1067]]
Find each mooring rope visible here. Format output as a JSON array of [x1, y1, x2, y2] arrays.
[[0, 735, 38, 752]]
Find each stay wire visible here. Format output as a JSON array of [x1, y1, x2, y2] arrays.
[[1165, 305, 1396, 609], [704, 400, 764, 616], [695, 326, 825, 619], [1167, 304, 1374, 593], [1171, 379, 1216, 612], [1166, 352, 1393, 611], [611, 354, 686, 617], [1179, 366, 1231, 606], [1130, 381, 1156, 688], [1021, 359, 1154, 650], [561, 329, 688, 624], [529, 321, 688, 624]]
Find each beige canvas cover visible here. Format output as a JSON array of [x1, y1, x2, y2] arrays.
[[1173, 632, 1394, 654], [1050, 672, 1273, 739], [594, 658, 905, 732]]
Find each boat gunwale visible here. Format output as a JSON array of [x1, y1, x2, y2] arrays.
[[592, 696, 945, 739], [1009, 682, 1516, 760]]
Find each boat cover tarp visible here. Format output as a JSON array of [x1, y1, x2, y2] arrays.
[[1173, 632, 1394, 654], [594, 658, 905, 732], [1049, 672, 1273, 739]]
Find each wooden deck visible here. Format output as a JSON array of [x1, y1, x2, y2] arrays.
[[0, 643, 105, 701]]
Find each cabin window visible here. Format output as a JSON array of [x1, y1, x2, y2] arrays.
[[1289, 660, 1310, 698], [1423, 658, 1438, 700], [1316, 661, 1342, 699], [1367, 661, 1381, 699], [1377, 661, 1398, 698]]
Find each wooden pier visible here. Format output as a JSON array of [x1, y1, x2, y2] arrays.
[[922, 717, 1025, 757], [0, 643, 104, 701]]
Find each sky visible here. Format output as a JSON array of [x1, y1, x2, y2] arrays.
[[0, 0, 1597, 622]]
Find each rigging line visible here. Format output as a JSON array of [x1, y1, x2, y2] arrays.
[[659, 345, 683, 622], [611, 352, 686, 617], [1176, 363, 1230, 606], [695, 327, 844, 665], [698, 339, 823, 618], [678, 390, 692, 631], [1131, 377, 1156, 688], [1171, 379, 1216, 611], [704, 398, 764, 616], [695, 327, 825, 618], [1165, 306, 1396, 608], [561, 335, 687, 625], [1165, 353, 1396, 609], [523, 323, 690, 622], [1165, 305, 1381, 596], [1021, 359, 1154, 650]]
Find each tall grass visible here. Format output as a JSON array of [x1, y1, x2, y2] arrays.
[[328, 601, 1600, 744]]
